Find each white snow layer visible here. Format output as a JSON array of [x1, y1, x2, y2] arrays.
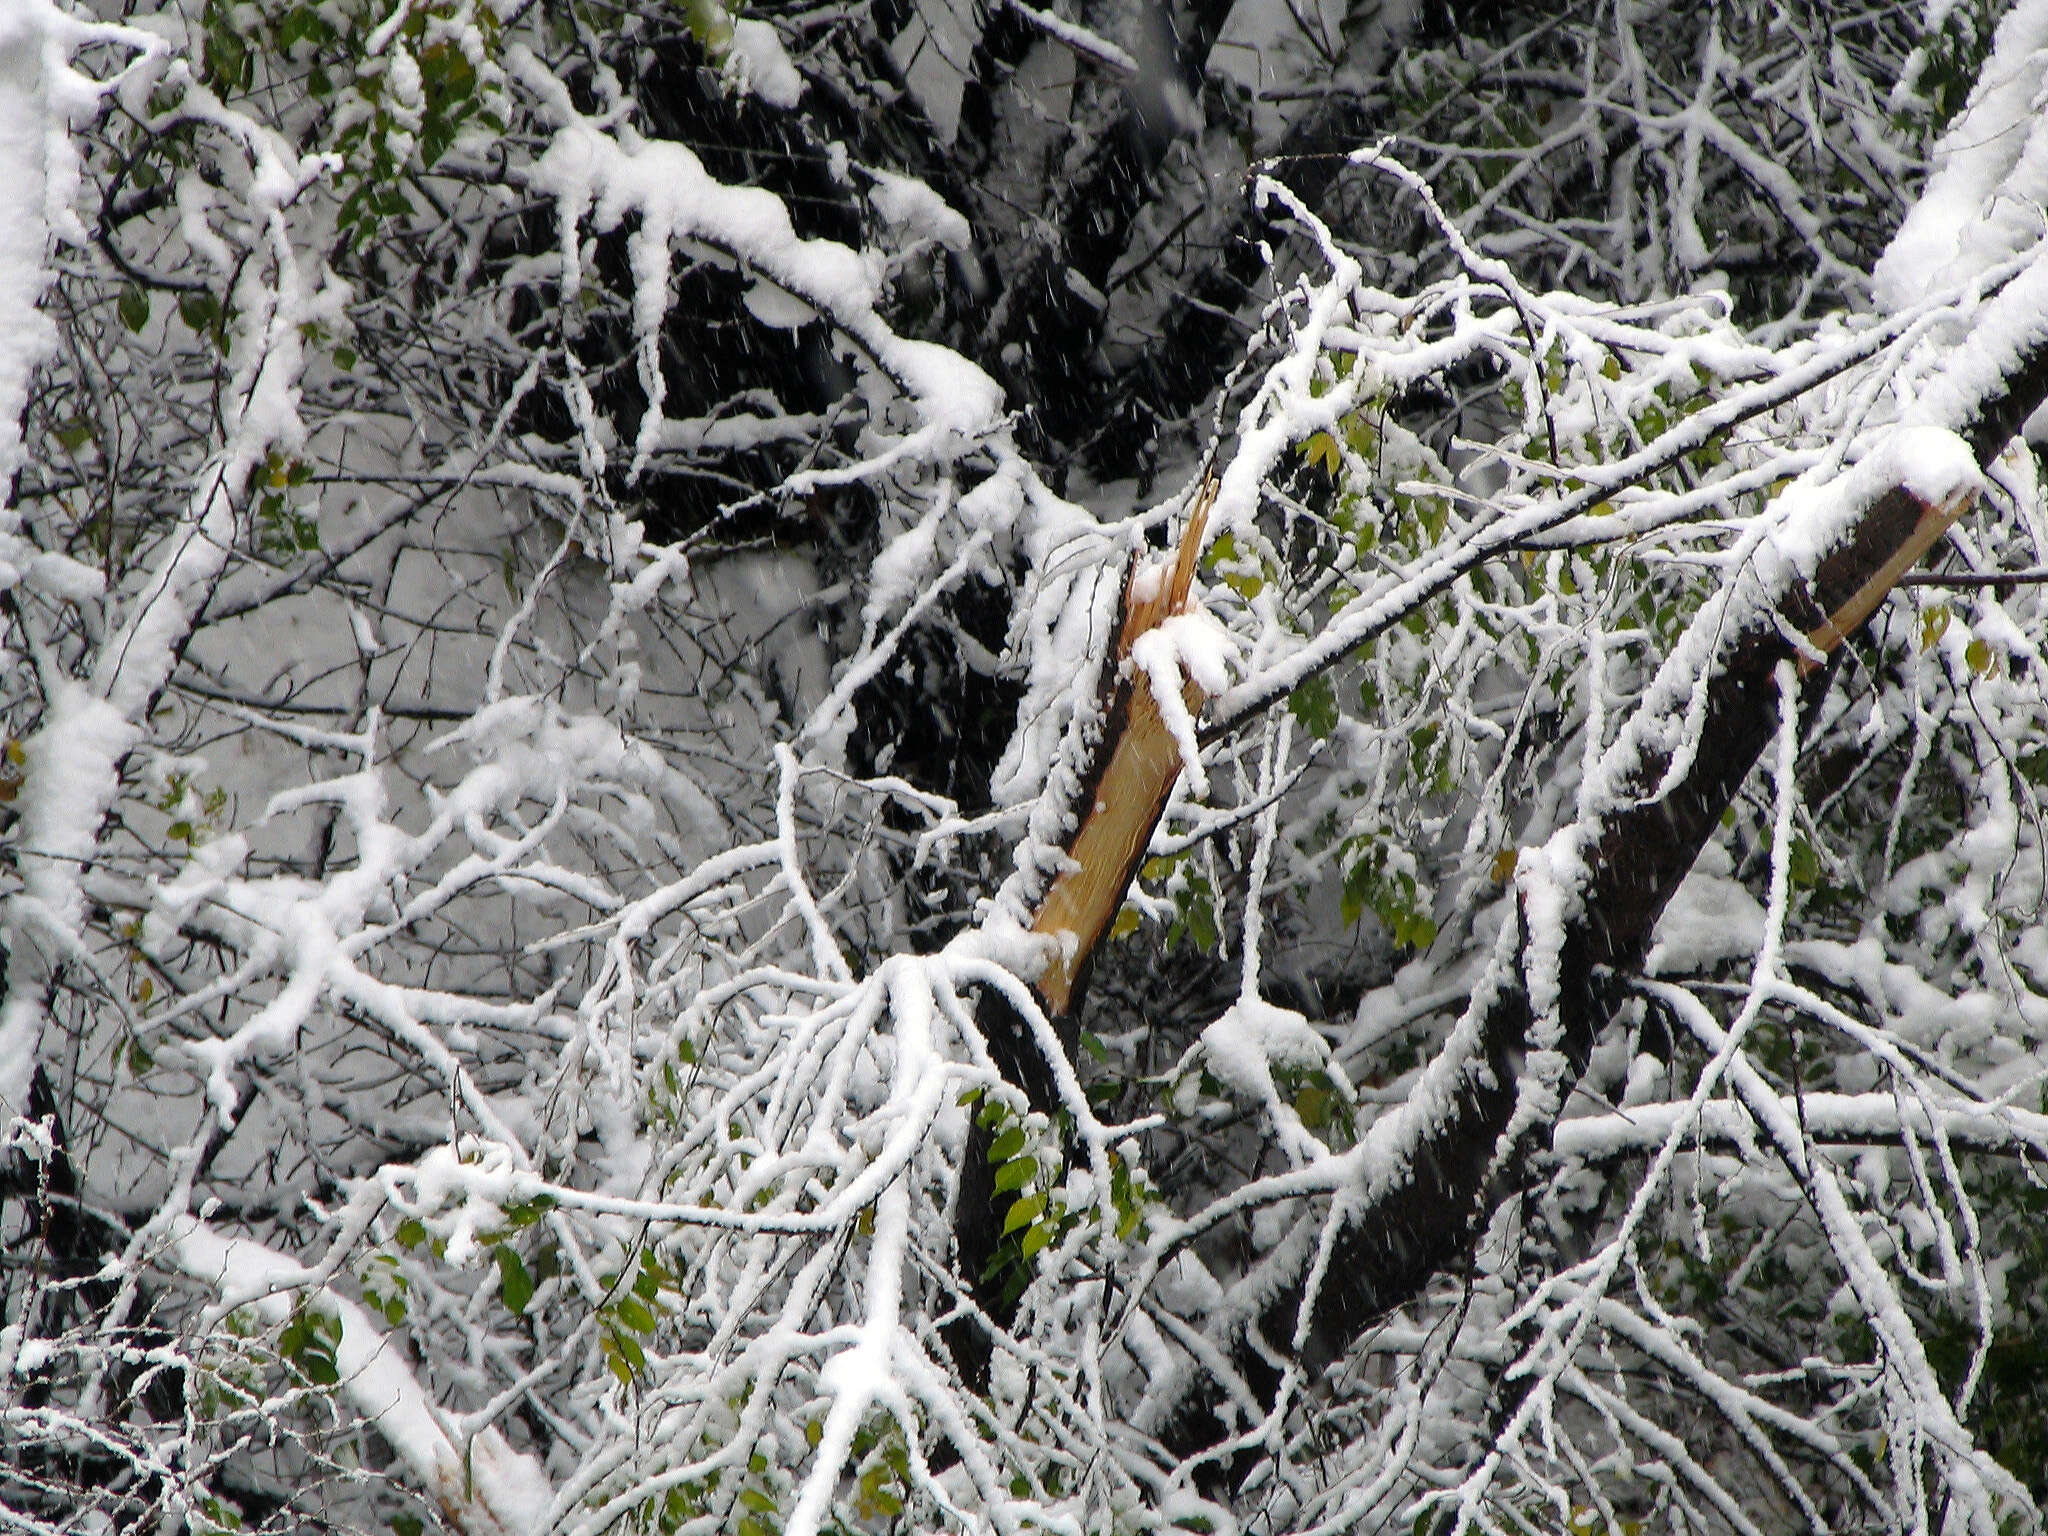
[[1002, 1, 1139, 76], [173, 1219, 553, 1536], [0, 0, 143, 527], [0, 4, 168, 1119], [867, 167, 972, 252], [0, 16, 56, 518], [724, 18, 805, 109], [1644, 841, 1766, 976], [1873, 0, 2048, 306], [512, 47, 1002, 475]]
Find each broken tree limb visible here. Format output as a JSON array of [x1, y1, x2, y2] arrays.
[[1030, 482, 1214, 1013], [1150, 429, 2016, 1465], [952, 481, 1218, 1374], [1799, 482, 1975, 671]]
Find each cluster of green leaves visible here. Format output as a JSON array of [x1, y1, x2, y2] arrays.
[[385, 1193, 558, 1339], [490, 1195, 560, 1318], [1290, 376, 1470, 949], [359, 1253, 410, 1326], [109, 262, 228, 351], [185, 1307, 269, 1423], [1278, 329, 1762, 964], [157, 769, 230, 849], [648, 1035, 703, 1128], [1285, 671, 1340, 740], [597, 1245, 673, 1385], [106, 910, 161, 1073], [1338, 833, 1437, 952], [193, 1496, 247, 1536], [633, 1404, 914, 1536], [827, 1414, 912, 1526], [254, 450, 322, 560], [333, 1, 506, 246], [1104, 1149, 1152, 1240], [1123, 852, 1220, 954], [1271, 1061, 1355, 1145], [960, 1087, 1075, 1305], [195, 0, 507, 250], [633, 1428, 788, 1536], [1206, 530, 1268, 602], [1167, 1054, 1355, 1150], [277, 1302, 344, 1386], [673, 0, 736, 51]]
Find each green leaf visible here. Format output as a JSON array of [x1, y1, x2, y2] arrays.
[[501, 1195, 555, 1229], [1287, 674, 1339, 740], [119, 286, 150, 333], [608, 1326, 647, 1374], [681, 0, 734, 49], [393, 1517, 424, 1536], [179, 291, 220, 334], [280, 1306, 340, 1385], [395, 1218, 427, 1249], [615, 1296, 657, 1335], [1002, 1192, 1045, 1235], [993, 1158, 1037, 1194], [495, 1245, 534, 1314], [1302, 431, 1342, 475], [988, 1126, 1026, 1163], [1294, 1081, 1331, 1130]]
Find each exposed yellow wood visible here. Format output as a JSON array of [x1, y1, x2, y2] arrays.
[[1031, 668, 1202, 1013], [1030, 479, 1216, 1014], [1800, 485, 1977, 673]]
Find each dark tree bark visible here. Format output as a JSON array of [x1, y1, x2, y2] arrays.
[[1147, 345, 2048, 1466]]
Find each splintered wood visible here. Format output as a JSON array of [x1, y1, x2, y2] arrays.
[[1029, 478, 1216, 1015], [1799, 483, 1979, 673]]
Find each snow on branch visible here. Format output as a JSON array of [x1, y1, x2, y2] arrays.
[[171, 1218, 553, 1536]]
